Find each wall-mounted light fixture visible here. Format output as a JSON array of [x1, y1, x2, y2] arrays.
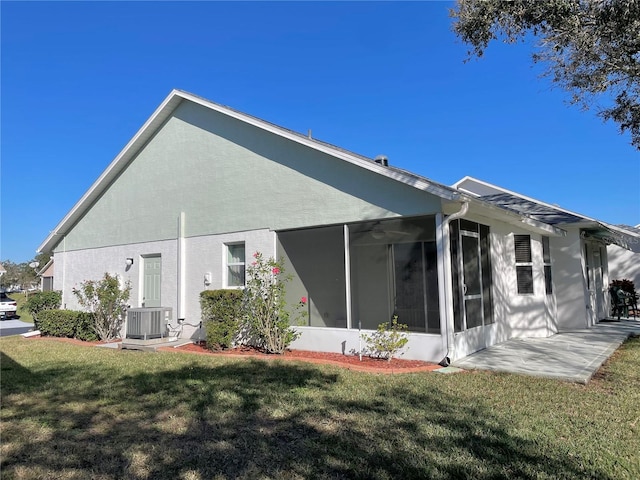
[[125, 258, 134, 267], [204, 272, 212, 286]]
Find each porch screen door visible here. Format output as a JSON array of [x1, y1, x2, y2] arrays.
[[450, 220, 493, 333], [461, 233, 483, 329], [143, 255, 161, 307], [392, 242, 426, 331]]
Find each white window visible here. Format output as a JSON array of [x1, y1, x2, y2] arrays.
[[514, 235, 533, 294], [584, 244, 591, 289], [542, 236, 553, 294], [225, 243, 246, 288]]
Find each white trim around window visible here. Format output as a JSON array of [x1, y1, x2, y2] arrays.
[[224, 242, 246, 288], [542, 236, 553, 295], [514, 234, 534, 295]]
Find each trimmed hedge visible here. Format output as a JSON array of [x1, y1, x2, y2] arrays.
[[37, 310, 98, 342], [23, 291, 62, 329], [200, 289, 243, 351]]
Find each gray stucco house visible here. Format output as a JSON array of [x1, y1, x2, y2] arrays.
[[37, 90, 639, 363]]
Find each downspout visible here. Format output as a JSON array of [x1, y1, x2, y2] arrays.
[[438, 201, 469, 367], [177, 212, 186, 323], [62, 236, 67, 309]]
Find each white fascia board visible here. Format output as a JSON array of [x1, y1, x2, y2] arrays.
[[451, 176, 483, 197]]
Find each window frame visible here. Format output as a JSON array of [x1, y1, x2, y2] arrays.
[[542, 236, 553, 295], [514, 234, 534, 295], [224, 242, 246, 289]]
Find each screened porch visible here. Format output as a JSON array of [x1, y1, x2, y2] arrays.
[[276, 215, 441, 334]]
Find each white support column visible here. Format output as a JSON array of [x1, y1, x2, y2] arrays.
[[435, 213, 451, 359], [344, 224, 352, 330]]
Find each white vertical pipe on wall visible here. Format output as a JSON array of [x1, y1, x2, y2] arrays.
[[177, 212, 186, 320], [273, 230, 278, 259], [62, 236, 67, 309]]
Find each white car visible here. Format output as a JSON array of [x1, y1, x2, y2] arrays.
[[0, 292, 18, 319]]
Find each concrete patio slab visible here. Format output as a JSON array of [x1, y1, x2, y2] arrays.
[[453, 320, 640, 384], [96, 342, 122, 349], [121, 338, 194, 352]]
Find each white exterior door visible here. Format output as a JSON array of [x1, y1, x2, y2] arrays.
[[143, 255, 161, 307]]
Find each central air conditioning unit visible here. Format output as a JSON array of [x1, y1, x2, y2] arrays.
[[126, 307, 172, 340]]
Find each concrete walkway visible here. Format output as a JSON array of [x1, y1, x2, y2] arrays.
[[0, 319, 35, 337], [453, 320, 640, 384]]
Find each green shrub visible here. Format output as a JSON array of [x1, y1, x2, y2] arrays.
[[361, 316, 409, 362], [22, 291, 62, 329], [38, 310, 98, 342], [200, 289, 243, 351], [73, 273, 131, 341]]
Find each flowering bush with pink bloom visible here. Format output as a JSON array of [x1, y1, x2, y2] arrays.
[[242, 252, 306, 354]]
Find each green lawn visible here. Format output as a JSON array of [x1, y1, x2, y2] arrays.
[[1, 336, 639, 480]]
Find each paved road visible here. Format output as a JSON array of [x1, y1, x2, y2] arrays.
[[0, 319, 35, 337], [453, 320, 640, 383]]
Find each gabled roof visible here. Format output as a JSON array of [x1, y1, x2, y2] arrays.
[[38, 91, 565, 253], [453, 176, 640, 252], [37, 259, 54, 277]]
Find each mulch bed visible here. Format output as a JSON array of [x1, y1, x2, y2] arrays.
[[24, 335, 441, 374], [165, 342, 442, 374]]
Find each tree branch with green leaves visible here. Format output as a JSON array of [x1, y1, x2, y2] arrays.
[[451, 0, 640, 149]]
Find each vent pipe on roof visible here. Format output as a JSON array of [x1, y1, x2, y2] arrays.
[[307, 129, 312, 139], [374, 155, 389, 167]]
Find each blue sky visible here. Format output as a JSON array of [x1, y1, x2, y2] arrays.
[[2, 1, 639, 263]]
